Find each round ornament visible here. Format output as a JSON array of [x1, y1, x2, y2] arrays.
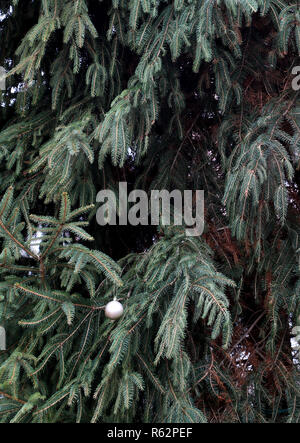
[[105, 300, 124, 320]]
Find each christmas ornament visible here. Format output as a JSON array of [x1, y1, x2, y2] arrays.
[[105, 299, 124, 320]]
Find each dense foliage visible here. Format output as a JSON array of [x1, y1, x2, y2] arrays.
[[0, 0, 299, 423]]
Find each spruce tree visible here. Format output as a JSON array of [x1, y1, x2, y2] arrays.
[[0, 0, 299, 423]]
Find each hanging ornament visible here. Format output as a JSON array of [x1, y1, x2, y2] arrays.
[[105, 298, 124, 320]]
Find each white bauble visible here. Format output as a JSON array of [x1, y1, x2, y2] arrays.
[[105, 300, 124, 320]]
